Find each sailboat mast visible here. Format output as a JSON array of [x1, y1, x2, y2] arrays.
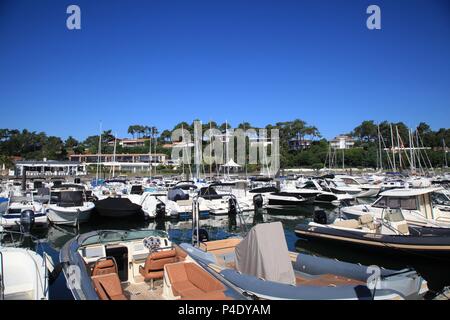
[[390, 124, 396, 172], [154, 127, 157, 177], [409, 129, 414, 172], [96, 121, 102, 181], [149, 127, 152, 179], [396, 126, 402, 170], [210, 121, 213, 179], [112, 133, 117, 178], [377, 125, 383, 170]]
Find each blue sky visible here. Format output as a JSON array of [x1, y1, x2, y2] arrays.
[[0, 0, 449, 140]]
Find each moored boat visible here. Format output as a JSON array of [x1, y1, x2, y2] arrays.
[[295, 209, 450, 259], [182, 221, 428, 300]]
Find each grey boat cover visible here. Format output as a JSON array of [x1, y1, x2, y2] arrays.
[[235, 221, 296, 285], [167, 188, 189, 201]]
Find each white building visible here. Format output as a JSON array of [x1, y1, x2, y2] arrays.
[[330, 135, 355, 149], [14, 160, 87, 176]]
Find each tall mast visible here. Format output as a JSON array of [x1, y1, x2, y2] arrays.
[[390, 124, 396, 172], [154, 127, 157, 177], [148, 128, 153, 180], [377, 125, 383, 170], [409, 129, 414, 172], [209, 121, 212, 180], [395, 126, 402, 170], [181, 123, 185, 178], [96, 121, 102, 181], [112, 133, 117, 178]]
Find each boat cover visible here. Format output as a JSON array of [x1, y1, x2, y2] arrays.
[[167, 188, 189, 201], [235, 221, 296, 285]]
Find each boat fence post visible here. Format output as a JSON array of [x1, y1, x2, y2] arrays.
[[76, 209, 80, 232], [0, 251, 4, 300]]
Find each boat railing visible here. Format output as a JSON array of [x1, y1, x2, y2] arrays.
[[0, 251, 4, 300], [227, 193, 248, 234]]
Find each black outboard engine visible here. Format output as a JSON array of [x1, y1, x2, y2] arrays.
[[228, 197, 238, 216], [193, 228, 209, 243], [20, 209, 35, 234], [252, 194, 265, 225], [253, 194, 264, 209], [313, 210, 328, 225], [155, 201, 166, 220]]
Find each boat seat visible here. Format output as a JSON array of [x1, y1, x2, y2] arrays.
[[397, 223, 410, 235], [358, 214, 378, 230], [92, 257, 118, 276], [165, 262, 230, 300], [92, 273, 127, 300], [139, 249, 178, 283], [333, 219, 360, 229], [203, 238, 241, 253], [358, 214, 374, 225]]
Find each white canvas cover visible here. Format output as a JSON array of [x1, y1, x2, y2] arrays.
[[234, 221, 296, 285]]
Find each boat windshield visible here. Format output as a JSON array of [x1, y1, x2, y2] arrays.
[[81, 229, 168, 246], [355, 178, 369, 184], [384, 208, 406, 222]]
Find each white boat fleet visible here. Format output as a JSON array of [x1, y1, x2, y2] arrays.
[[1, 173, 450, 229], [1, 172, 450, 300]]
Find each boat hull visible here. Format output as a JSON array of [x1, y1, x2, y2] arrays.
[[47, 203, 94, 226], [295, 224, 450, 259]]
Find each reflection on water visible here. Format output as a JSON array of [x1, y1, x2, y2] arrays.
[[2, 203, 449, 299]]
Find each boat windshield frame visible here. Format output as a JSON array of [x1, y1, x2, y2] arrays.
[[80, 229, 168, 246]]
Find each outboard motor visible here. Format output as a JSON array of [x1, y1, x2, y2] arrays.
[[228, 197, 238, 216], [20, 209, 35, 234], [252, 194, 265, 225], [313, 210, 328, 225], [155, 201, 166, 220], [193, 228, 209, 243], [253, 194, 264, 209]]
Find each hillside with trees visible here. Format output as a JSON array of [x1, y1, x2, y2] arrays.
[[0, 120, 449, 170]]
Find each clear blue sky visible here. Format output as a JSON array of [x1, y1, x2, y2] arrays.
[[0, 0, 449, 140]]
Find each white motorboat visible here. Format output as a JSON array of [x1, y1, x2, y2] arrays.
[[296, 179, 353, 205], [331, 175, 381, 198], [46, 189, 94, 227], [0, 191, 47, 230], [0, 246, 49, 300], [342, 187, 450, 228]]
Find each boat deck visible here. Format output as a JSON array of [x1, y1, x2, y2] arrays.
[[122, 280, 164, 300]]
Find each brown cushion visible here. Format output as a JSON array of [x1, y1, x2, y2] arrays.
[[166, 262, 227, 299], [151, 249, 177, 260], [92, 258, 117, 276], [166, 262, 189, 284], [92, 273, 127, 300], [185, 263, 225, 292]]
